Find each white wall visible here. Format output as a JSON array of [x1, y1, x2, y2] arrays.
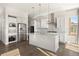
[[28, 16, 34, 27], [0, 7, 5, 43], [0, 13, 2, 41]]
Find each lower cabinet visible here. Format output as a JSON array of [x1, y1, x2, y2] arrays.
[[29, 33, 59, 53]]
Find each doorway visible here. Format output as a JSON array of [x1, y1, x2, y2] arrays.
[[68, 16, 78, 44], [57, 15, 78, 44]]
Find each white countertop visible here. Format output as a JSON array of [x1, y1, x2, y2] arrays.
[[29, 32, 58, 35]]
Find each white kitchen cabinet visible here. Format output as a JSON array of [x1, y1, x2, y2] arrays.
[[48, 13, 57, 31], [48, 13, 54, 23], [29, 33, 59, 52]]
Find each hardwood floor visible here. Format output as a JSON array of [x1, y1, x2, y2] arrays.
[[56, 43, 79, 56], [0, 40, 55, 56], [0, 40, 79, 56]]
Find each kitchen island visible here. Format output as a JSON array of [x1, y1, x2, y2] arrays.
[[29, 33, 59, 53]]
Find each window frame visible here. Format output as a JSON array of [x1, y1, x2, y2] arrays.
[[69, 17, 78, 36]]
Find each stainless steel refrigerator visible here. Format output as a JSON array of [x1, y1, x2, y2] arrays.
[[17, 23, 26, 41]]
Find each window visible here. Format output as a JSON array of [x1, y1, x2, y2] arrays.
[[69, 16, 78, 35]]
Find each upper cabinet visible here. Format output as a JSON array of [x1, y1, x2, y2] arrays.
[[48, 13, 57, 26], [34, 13, 57, 32], [48, 13, 57, 30], [48, 13, 54, 23]]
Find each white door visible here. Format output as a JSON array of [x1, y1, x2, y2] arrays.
[[68, 16, 78, 44]]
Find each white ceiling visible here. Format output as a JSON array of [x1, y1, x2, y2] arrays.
[[0, 3, 79, 17]]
